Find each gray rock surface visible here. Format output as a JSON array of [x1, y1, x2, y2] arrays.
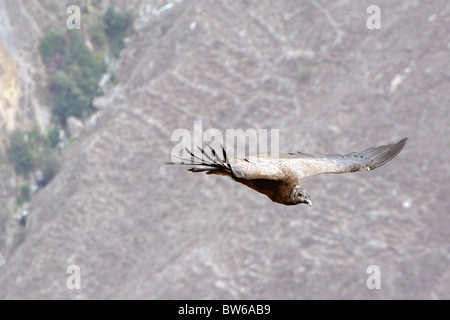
[[0, 0, 448, 299], [67, 117, 84, 139]]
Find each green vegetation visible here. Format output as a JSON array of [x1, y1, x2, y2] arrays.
[[38, 7, 133, 125], [298, 66, 312, 82], [38, 29, 64, 62], [40, 30, 106, 125], [6, 6, 133, 208], [13, 228, 27, 248], [6, 129, 61, 189], [109, 71, 119, 85], [16, 184, 31, 206], [5, 128, 60, 218], [91, 22, 108, 49], [102, 7, 134, 57], [51, 69, 91, 123], [87, 6, 134, 56], [7, 130, 36, 177], [46, 126, 60, 148], [36, 148, 60, 188], [82, 5, 90, 14]]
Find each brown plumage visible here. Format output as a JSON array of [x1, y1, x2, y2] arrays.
[[169, 138, 407, 206]]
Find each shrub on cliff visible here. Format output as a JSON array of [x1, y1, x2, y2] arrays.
[[7, 130, 35, 177], [39, 29, 64, 62]]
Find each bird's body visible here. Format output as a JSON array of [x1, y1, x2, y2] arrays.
[[169, 138, 407, 206]]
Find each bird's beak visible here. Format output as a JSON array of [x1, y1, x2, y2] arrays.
[[306, 200, 312, 207]]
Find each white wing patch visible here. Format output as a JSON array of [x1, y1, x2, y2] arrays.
[[230, 157, 284, 180], [284, 157, 344, 179]]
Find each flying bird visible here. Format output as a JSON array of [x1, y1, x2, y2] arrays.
[[169, 138, 407, 206]]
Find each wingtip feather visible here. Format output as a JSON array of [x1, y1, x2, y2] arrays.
[[366, 137, 407, 169]]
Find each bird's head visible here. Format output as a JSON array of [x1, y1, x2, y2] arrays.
[[291, 186, 312, 207]]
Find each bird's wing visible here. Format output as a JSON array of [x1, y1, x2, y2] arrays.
[[169, 138, 407, 181], [283, 137, 407, 178], [168, 145, 286, 180], [168, 139, 407, 205], [229, 157, 285, 180]]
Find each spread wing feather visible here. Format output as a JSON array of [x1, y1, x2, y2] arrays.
[[167, 145, 285, 180], [168, 138, 407, 180], [284, 137, 408, 177], [168, 138, 407, 206]]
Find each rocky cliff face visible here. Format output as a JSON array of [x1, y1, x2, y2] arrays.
[[0, 0, 448, 299], [0, 0, 58, 139], [0, 46, 18, 135]]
